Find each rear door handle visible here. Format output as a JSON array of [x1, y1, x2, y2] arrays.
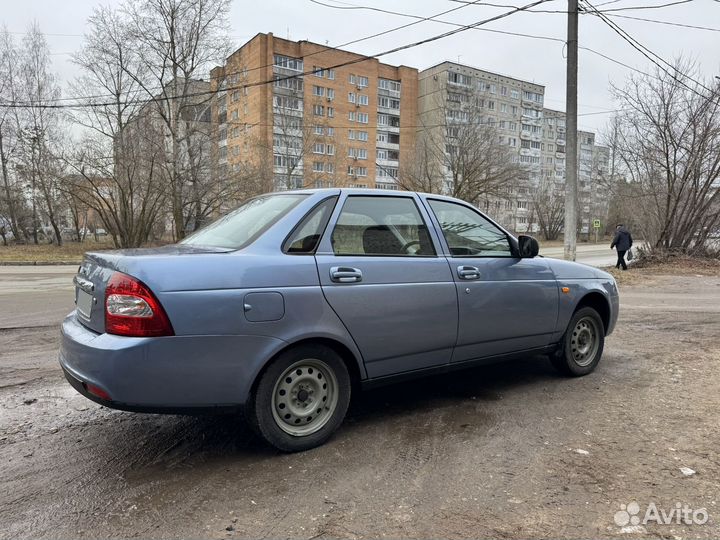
[[457, 265, 480, 280], [330, 266, 363, 283]]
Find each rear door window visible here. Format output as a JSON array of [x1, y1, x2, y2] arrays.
[[330, 196, 436, 257]]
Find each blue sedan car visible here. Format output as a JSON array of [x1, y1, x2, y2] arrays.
[[60, 189, 619, 451]]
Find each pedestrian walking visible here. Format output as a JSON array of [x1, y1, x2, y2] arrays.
[[610, 224, 633, 270]]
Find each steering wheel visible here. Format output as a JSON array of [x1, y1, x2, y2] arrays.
[[401, 240, 421, 254]]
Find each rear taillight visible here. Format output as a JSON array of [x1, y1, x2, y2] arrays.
[[105, 272, 174, 337]]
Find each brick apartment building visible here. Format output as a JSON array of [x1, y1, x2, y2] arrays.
[[210, 32, 418, 191]]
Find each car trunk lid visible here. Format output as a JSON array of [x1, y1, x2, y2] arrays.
[[74, 244, 231, 334]]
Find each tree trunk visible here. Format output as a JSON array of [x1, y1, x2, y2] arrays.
[[0, 129, 23, 242]]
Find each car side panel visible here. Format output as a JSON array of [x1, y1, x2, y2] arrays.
[[552, 278, 619, 340]]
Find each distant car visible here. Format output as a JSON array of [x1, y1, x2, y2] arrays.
[[60, 189, 619, 451], [94, 228, 108, 236]]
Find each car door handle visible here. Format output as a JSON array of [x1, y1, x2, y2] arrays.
[[330, 267, 363, 283], [457, 265, 481, 280]]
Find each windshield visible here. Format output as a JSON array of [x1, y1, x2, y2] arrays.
[[181, 194, 307, 249]]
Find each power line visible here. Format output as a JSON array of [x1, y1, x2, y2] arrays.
[[448, 0, 698, 12], [604, 13, 720, 32], [1, 0, 485, 106], [581, 0, 715, 98], [0, 0, 554, 110]]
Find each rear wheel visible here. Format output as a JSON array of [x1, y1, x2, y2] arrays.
[[551, 307, 605, 376], [247, 344, 351, 452]]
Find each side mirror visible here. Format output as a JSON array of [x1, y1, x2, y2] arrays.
[[518, 235, 539, 258]]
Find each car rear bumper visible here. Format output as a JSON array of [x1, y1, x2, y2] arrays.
[[59, 312, 286, 411]]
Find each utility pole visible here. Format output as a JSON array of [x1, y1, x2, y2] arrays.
[[564, 0, 578, 261]]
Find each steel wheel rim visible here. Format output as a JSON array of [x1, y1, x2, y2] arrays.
[[570, 316, 600, 367], [271, 358, 339, 437]]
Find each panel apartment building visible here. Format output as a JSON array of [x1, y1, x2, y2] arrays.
[[210, 33, 418, 191], [417, 61, 610, 234]]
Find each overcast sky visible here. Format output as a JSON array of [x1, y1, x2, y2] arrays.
[[2, 0, 719, 140]]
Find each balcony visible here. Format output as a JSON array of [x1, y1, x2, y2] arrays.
[[520, 131, 532, 140], [556, 138, 566, 146], [556, 151, 565, 159], [376, 139, 400, 150]]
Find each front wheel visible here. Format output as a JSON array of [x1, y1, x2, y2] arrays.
[[551, 307, 605, 376], [247, 344, 351, 452]]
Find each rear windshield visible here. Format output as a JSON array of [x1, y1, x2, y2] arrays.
[[181, 194, 307, 249]]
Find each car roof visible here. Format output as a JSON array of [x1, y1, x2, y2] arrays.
[[273, 187, 463, 203]]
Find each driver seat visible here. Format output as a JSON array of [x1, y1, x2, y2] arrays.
[[362, 225, 403, 255]]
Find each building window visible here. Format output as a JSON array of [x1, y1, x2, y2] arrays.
[[313, 104, 325, 116], [510, 89, 520, 99], [357, 76, 369, 88], [448, 71, 471, 86], [348, 111, 356, 122], [312, 85, 324, 97], [326, 144, 335, 156], [327, 88, 335, 100], [488, 101, 495, 110], [274, 55, 303, 71], [327, 127, 334, 136], [377, 166, 398, 179], [348, 129, 355, 140], [314, 125, 324, 135], [358, 94, 369, 106], [313, 143, 325, 154], [357, 112, 369, 124], [328, 69, 335, 80], [500, 103, 508, 113], [447, 92, 468, 103], [349, 74, 356, 84], [379, 79, 401, 92], [500, 86, 508, 96], [313, 161, 325, 172], [348, 92, 356, 103], [327, 163, 335, 173], [356, 167, 367, 177], [357, 130, 368, 141], [327, 107, 334, 118], [274, 95, 301, 110]]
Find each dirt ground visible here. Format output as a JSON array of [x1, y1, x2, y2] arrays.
[[1, 268, 719, 539]]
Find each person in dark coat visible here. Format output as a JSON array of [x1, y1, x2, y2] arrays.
[[610, 224, 633, 270]]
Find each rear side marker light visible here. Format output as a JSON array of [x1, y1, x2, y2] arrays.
[[105, 272, 174, 337], [85, 383, 111, 401]]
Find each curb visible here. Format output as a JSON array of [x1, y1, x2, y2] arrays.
[[0, 261, 81, 266]]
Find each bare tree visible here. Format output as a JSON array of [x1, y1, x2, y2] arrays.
[[611, 61, 720, 255], [0, 28, 27, 243], [122, 0, 231, 240], [66, 6, 167, 248], [531, 178, 565, 240], [400, 97, 526, 205], [16, 23, 66, 246]]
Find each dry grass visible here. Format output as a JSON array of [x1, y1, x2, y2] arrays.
[[0, 241, 115, 263]]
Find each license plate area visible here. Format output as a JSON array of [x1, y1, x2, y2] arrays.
[[77, 290, 94, 319]]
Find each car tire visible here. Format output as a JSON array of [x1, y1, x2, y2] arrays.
[[551, 306, 605, 377], [247, 344, 351, 452]]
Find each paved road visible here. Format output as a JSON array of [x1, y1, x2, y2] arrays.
[[2, 265, 720, 538], [541, 243, 617, 268], [0, 266, 76, 328]]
